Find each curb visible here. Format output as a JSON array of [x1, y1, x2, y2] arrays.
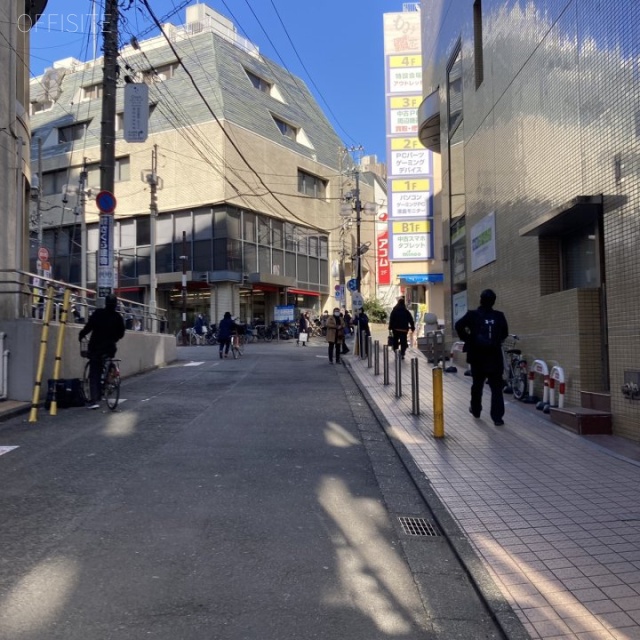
[[344, 359, 531, 640]]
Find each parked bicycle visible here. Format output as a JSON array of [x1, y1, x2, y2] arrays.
[[81, 341, 121, 410], [254, 324, 273, 342], [503, 334, 527, 401]]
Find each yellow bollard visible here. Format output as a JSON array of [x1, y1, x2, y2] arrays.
[[50, 289, 71, 416], [29, 286, 55, 423], [433, 366, 444, 438]]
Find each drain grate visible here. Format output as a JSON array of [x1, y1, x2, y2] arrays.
[[398, 516, 440, 537]]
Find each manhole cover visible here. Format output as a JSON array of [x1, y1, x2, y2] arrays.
[[398, 516, 440, 537]]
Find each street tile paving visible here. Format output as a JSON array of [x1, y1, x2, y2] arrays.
[[346, 341, 640, 640]]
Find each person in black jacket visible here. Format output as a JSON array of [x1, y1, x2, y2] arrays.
[[79, 294, 126, 409], [454, 289, 509, 426], [388, 298, 415, 359]]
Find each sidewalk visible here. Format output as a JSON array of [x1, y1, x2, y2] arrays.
[[346, 338, 640, 640]]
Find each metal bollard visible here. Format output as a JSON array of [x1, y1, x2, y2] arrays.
[[374, 340, 380, 375], [433, 367, 444, 438], [383, 346, 390, 385], [360, 331, 366, 360], [395, 350, 402, 398], [411, 357, 420, 415], [367, 336, 372, 368]]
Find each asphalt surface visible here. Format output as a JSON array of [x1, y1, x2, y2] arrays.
[[0, 340, 505, 639]]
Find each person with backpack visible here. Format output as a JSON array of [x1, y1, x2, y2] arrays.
[[455, 289, 509, 426]]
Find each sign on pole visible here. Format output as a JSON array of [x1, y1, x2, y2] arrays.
[[38, 246, 49, 262], [124, 83, 149, 143]]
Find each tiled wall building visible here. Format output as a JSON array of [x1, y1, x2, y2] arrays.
[[418, 0, 640, 438], [29, 3, 375, 328]]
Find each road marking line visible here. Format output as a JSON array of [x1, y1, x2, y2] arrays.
[[184, 361, 205, 367], [0, 446, 19, 456]]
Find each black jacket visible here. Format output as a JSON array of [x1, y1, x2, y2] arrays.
[[79, 308, 126, 356], [389, 305, 415, 332], [455, 306, 508, 372]]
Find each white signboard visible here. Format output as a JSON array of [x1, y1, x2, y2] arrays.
[[390, 149, 430, 176], [392, 232, 431, 260], [390, 191, 430, 218], [471, 211, 497, 272], [388, 68, 422, 93], [453, 290, 468, 323], [124, 83, 149, 143], [98, 213, 114, 296], [389, 109, 418, 135]]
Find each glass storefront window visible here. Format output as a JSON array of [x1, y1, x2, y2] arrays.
[[272, 220, 284, 248], [243, 211, 256, 242], [297, 254, 308, 281], [272, 249, 284, 276], [244, 242, 257, 273], [285, 251, 296, 277], [258, 216, 270, 245], [194, 210, 213, 240], [258, 246, 271, 272]]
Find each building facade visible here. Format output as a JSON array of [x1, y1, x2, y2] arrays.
[[30, 3, 375, 329], [0, 0, 48, 319], [418, 0, 640, 438]]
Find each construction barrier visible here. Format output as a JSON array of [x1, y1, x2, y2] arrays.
[[528, 359, 550, 409], [548, 365, 566, 410]]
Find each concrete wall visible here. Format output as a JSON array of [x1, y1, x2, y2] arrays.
[[2, 319, 177, 402]]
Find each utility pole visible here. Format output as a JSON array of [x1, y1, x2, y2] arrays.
[[148, 144, 158, 331], [98, 0, 119, 300], [354, 170, 362, 293], [78, 158, 88, 295], [36, 137, 43, 260]]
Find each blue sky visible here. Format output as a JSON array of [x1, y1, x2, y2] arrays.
[[29, 0, 410, 163]]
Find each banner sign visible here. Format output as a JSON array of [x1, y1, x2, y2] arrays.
[[98, 213, 114, 297], [377, 230, 391, 285]]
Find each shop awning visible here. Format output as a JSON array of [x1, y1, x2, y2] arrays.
[[287, 288, 320, 297], [519, 195, 603, 237], [399, 273, 444, 284]]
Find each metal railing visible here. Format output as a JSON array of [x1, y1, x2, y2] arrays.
[[0, 269, 168, 332]]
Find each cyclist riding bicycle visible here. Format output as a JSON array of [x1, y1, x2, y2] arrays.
[[78, 294, 126, 409], [217, 311, 239, 359]]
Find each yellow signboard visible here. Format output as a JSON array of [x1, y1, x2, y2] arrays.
[[390, 137, 424, 151], [389, 96, 421, 109], [389, 55, 422, 68], [393, 220, 431, 234], [391, 178, 430, 193]]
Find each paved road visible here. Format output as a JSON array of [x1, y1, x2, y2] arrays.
[[0, 340, 504, 639]]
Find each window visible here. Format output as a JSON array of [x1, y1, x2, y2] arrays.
[[30, 99, 53, 115], [447, 49, 463, 134], [561, 227, 599, 289], [298, 169, 327, 199], [143, 62, 179, 84], [41, 169, 67, 196], [116, 104, 156, 132], [245, 69, 271, 93], [473, 1, 484, 89], [58, 121, 90, 144], [81, 83, 103, 101], [272, 115, 297, 141], [85, 156, 130, 185]]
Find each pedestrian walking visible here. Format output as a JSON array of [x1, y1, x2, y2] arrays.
[[325, 307, 345, 364], [454, 289, 509, 426], [320, 310, 329, 336], [343, 309, 352, 336], [355, 309, 371, 355], [217, 312, 236, 358], [388, 297, 415, 360]]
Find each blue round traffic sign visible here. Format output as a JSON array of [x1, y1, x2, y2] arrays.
[[96, 190, 117, 214], [347, 278, 358, 292]]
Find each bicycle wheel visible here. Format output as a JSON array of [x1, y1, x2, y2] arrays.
[[512, 371, 527, 401], [82, 361, 91, 403], [264, 329, 273, 342], [104, 370, 120, 410]]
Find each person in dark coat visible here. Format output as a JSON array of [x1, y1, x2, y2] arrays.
[[79, 294, 126, 409], [388, 298, 415, 359], [454, 289, 509, 426], [355, 309, 371, 355], [217, 312, 236, 358], [297, 312, 309, 346]]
